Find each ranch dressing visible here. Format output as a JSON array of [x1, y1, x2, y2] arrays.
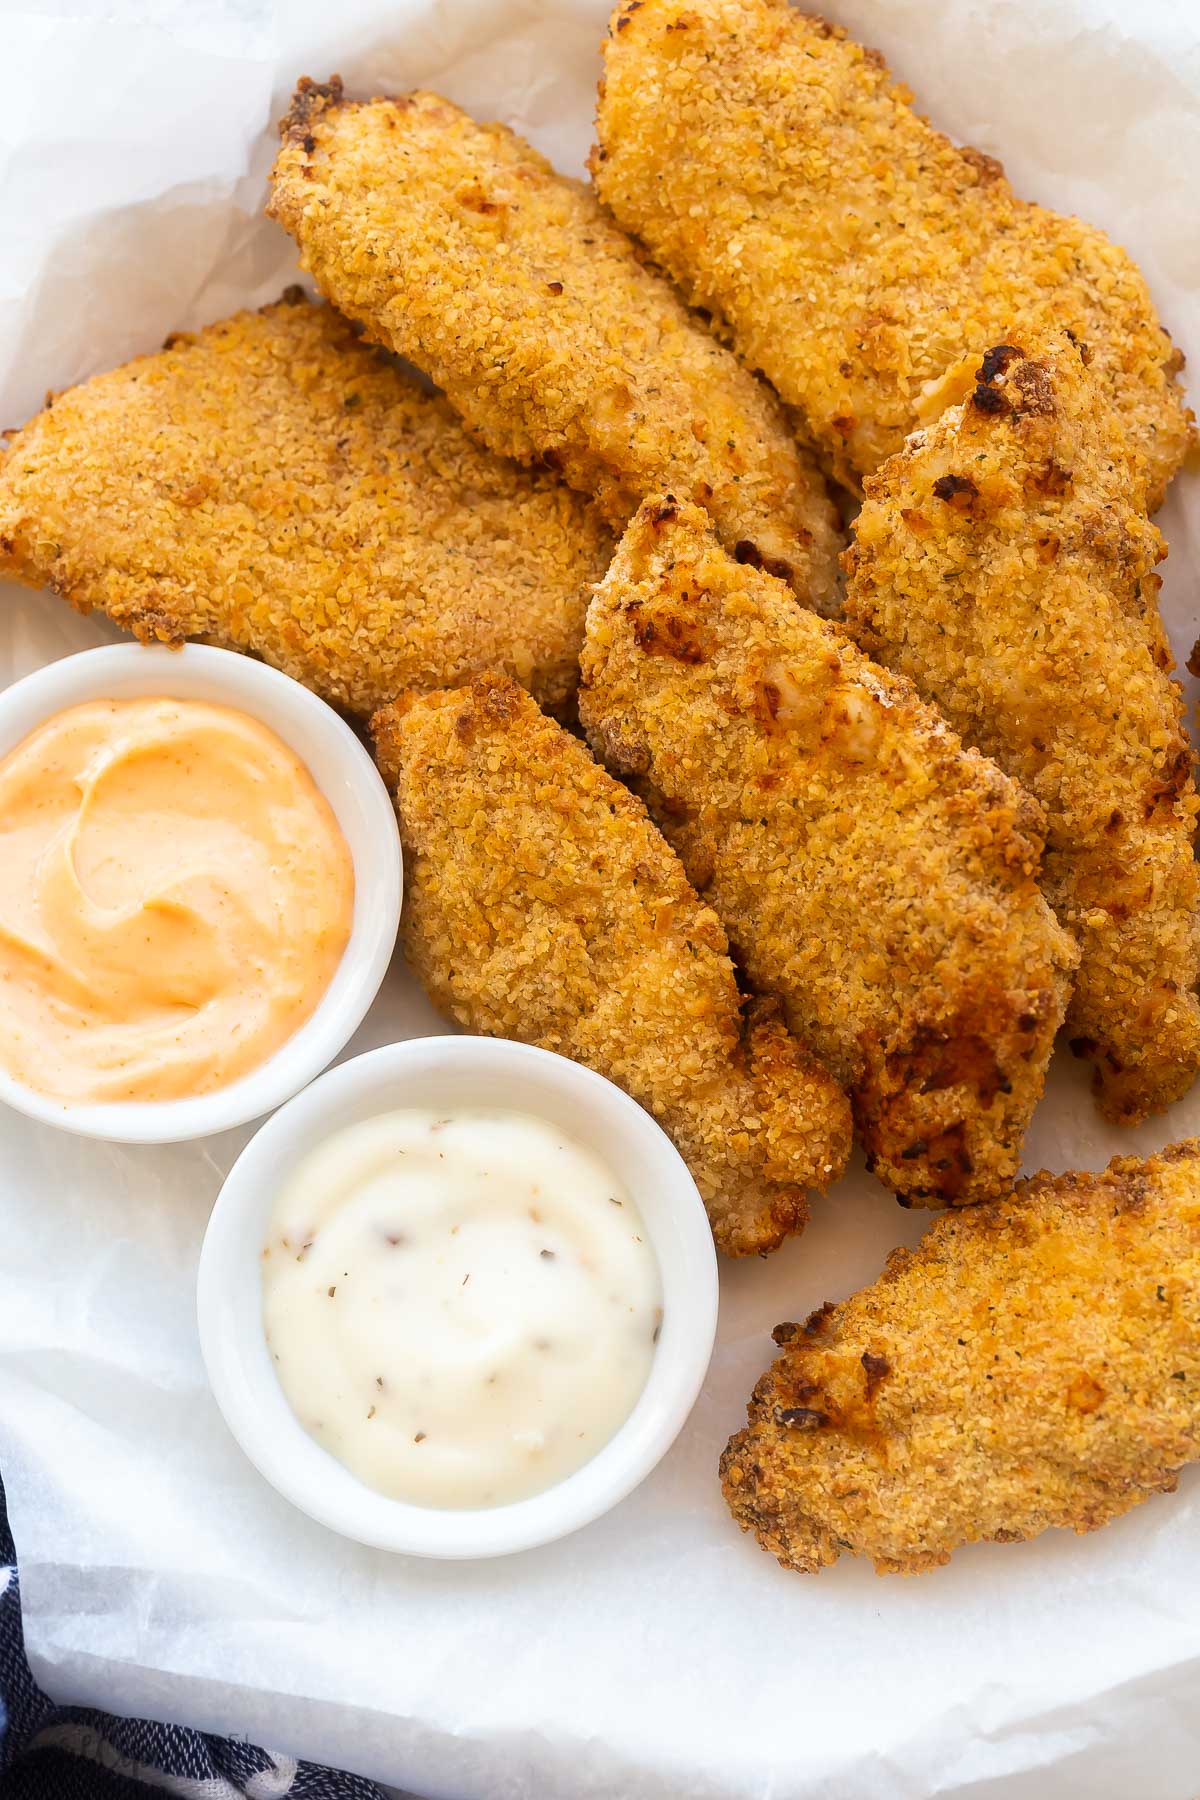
[[261, 1108, 662, 1508]]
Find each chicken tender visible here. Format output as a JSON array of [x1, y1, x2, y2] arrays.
[[845, 337, 1200, 1124], [371, 673, 851, 1257], [579, 498, 1077, 1206], [592, 0, 1193, 503], [722, 1140, 1200, 1574], [269, 80, 843, 612], [0, 294, 610, 717]]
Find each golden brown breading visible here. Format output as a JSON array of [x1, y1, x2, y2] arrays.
[[845, 337, 1200, 1125], [268, 80, 844, 612], [592, 0, 1193, 503], [371, 673, 851, 1257], [0, 294, 610, 717], [722, 1140, 1200, 1575], [579, 497, 1077, 1207]]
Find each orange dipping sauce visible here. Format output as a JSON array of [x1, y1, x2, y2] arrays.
[[0, 696, 354, 1105]]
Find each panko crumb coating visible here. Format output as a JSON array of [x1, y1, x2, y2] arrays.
[[579, 498, 1077, 1207], [592, 0, 1194, 502], [722, 1140, 1200, 1574], [0, 295, 611, 717], [372, 673, 852, 1257], [845, 337, 1200, 1125], [268, 80, 844, 614]]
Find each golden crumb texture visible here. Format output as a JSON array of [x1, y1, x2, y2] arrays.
[[722, 1140, 1200, 1574], [269, 78, 844, 611], [579, 497, 1078, 1207], [371, 673, 852, 1256], [845, 335, 1200, 1123], [593, 0, 1193, 500], [0, 294, 610, 716]]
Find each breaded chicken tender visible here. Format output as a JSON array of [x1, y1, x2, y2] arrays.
[[269, 80, 844, 612], [579, 498, 1077, 1207], [722, 1141, 1200, 1574], [845, 337, 1200, 1124], [0, 294, 610, 717], [371, 674, 851, 1257], [592, 0, 1193, 503]]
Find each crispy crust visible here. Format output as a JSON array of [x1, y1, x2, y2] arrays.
[[372, 674, 852, 1257], [721, 1141, 1200, 1574], [268, 81, 844, 612], [0, 295, 610, 716], [579, 497, 1077, 1206], [845, 335, 1200, 1123], [593, 0, 1194, 501]]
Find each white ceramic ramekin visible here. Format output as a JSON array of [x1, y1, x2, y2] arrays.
[[0, 643, 401, 1142], [197, 1037, 719, 1557]]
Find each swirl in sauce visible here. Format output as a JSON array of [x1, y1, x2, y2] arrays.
[[0, 696, 354, 1104]]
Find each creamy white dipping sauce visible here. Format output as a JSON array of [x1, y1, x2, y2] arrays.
[[261, 1108, 662, 1509]]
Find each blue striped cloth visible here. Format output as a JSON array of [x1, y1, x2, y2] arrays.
[[0, 1472, 389, 1799]]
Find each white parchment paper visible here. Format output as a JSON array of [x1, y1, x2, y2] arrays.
[[2, 2, 1200, 1795]]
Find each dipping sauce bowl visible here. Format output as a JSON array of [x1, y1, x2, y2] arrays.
[[197, 1036, 719, 1557], [0, 644, 401, 1141]]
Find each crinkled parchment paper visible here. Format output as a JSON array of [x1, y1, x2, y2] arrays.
[[1, 2, 1199, 1795]]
